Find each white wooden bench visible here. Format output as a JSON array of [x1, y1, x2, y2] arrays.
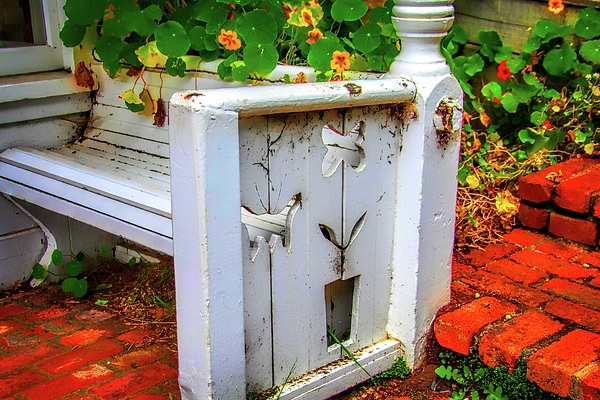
[[0, 1, 463, 399]]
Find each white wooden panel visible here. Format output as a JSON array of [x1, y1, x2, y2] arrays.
[[0, 148, 171, 215], [239, 116, 270, 214], [0, 92, 92, 125], [0, 228, 45, 289], [0, 180, 173, 255], [0, 194, 37, 235], [242, 230, 273, 392], [0, 114, 83, 153]]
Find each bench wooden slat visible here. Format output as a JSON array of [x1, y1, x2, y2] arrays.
[[50, 145, 170, 183], [89, 104, 169, 144], [84, 129, 170, 159], [0, 148, 171, 216], [79, 137, 171, 169]]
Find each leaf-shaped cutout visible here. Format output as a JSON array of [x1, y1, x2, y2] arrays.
[[319, 224, 341, 248], [346, 211, 367, 248], [138, 88, 156, 116]]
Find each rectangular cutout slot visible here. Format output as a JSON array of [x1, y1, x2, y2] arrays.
[[325, 276, 356, 347]]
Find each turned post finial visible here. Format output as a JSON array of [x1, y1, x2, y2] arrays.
[[387, 0, 455, 78]]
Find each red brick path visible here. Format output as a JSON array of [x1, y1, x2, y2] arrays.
[[437, 228, 600, 399], [0, 286, 180, 400]]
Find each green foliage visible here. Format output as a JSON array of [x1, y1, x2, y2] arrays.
[[60, 0, 400, 88], [445, 8, 600, 198], [436, 350, 562, 400]]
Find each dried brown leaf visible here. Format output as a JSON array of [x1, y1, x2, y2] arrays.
[[153, 98, 166, 127], [74, 61, 95, 90]]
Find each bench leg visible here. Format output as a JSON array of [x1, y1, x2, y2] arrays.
[[169, 104, 246, 399]]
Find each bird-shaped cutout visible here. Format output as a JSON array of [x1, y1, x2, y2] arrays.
[[321, 121, 366, 177]]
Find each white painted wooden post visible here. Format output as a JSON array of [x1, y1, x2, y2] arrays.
[[385, 0, 463, 368], [169, 103, 247, 399]]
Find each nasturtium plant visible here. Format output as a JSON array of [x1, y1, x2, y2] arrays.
[[60, 0, 401, 114]]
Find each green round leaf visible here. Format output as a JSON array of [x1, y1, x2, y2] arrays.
[[125, 101, 145, 113], [155, 21, 191, 58], [450, 26, 468, 44], [206, 7, 228, 34], [543, 45, 576, 76], [481, 82, 502, 100], [367, 55, 383, 71], [123, 5, 162, 37], [60, 20, 87, 47], [243, 42, 278, 76], [522, 36, 541, 53], [575, 19, 600, 40], [204, 35, 219, 52], [307, 38, 343, 72], [368, 6, 391, 25], [217, 60, 231, 80], [95, 35, 123, 62], [534, 20, 558, 40], [128, 257, 137, 266], [32, 263, 45, 280], [103, 59, 121, 78], [232, 63, 249, 82], [331, 0, 368, 22], [530, 111, 547, 125], [236, 10, 277, 44], [200, 49, 219, 62], [506, 58, 526, 74], [501, 92, 519, 113], [578, 7, 599, 21], [63, 0, 106, 26], [66, 260, 82, 277], [52, 249, 63, 266], [166, 57, 187, 77], [100, 245, 110, 255], [580, 39, 600, 64], [73, 279, 88, 298], [188, 26, 207, 51], [194, 0, 219, 23], [353, 23, 382, 54], [62, 277, 77, 293], [76, 251, 85, 262]]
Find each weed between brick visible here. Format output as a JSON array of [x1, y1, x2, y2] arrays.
[[435, 349, 562, 400]]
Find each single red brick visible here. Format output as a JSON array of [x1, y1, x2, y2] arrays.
[[460, 243, 519, 268], [155, 379, 181, 399], [540, 279, 600, 311], [535, 240, 585, 260], [75, 310, 114, 323], [0, 342, 63, 375], [18, 304, 73, 322], [28, 292, 52, 306], [1, 324, 57, 349], [0, 304, 29, 319], [41, 319, 77, 335], [591, 276, 600, 289], [549, 213, 599, 246], [0, 320, 25, 336], [451, 281, 478, 298], [555, 168, 600, 213], [452, 261, 475, 280], [483, 259, 548, 285], [546, 299, 600, 333], [510, 248, 595, 280], [528, 330, 600, 397], [502, 228, 545, 247], [519, 158, 600, 203], [109, 344, 170, 371], [581, 363, 600, 400], [88, 364, 178, 399], [461, 270, 552, 307], [22, 364, 114, 400], [518, 203, 549, 230], [118, 329, 151, 344], [576, 252, 600, 269], [36, 338, 124, 374], [479, 310, 564, 370], [0, 369, 46, 398], [60, 329, 107, 347], [434, 297, 517, 355]]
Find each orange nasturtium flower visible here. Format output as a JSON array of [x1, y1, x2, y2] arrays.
[[548, 0, 564, 14], [331, 50, 350, 74], [306, 28, 324, 45], [218, 29, 241, 51]]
